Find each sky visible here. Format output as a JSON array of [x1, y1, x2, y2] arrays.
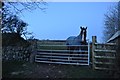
[[20, 2, 117, 42]]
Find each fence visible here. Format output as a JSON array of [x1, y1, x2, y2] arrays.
[[35, 40, 90, 66], [92, 36, 116, 71]]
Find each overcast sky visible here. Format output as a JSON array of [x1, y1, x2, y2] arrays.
[[20, 2, 117, 42]]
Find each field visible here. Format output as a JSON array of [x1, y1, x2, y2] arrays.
[[2, 40, 114, 79], [37, 40, 67, 50], [2, 60, 113, 78]]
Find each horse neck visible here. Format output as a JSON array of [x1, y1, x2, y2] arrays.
[[77, 33, 82, 41], [78, 29, 83, 39]]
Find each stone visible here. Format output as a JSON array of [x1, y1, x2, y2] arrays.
[[46, 76, 49, 78], [2, 46, 32, 61], [58, 71, 62, 73]]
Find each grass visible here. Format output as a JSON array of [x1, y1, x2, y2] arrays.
[[38, 46, 67, 50], [2, 60, 38, 78], [2, 60, 113, 78]]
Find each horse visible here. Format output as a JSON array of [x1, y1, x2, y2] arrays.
[[66, 26, 87, 53], [80, 27, 88, 51]]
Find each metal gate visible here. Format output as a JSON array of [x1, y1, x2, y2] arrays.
[[35, 40, 90, 66]]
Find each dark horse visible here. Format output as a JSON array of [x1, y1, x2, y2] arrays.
[[66, 26, 87, 53]]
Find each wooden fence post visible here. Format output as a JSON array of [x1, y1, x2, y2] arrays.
[[92, 36, 97, 70], [30, 40, 38, 63], [115, 37, 120, 77]]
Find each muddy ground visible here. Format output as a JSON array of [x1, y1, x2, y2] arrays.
[[2, 61, 113, 79]]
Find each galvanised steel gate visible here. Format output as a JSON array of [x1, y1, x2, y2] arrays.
[[35, 40, 90, 66]]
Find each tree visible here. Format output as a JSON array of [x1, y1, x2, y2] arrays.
[[103, 2, 120, 77], [2, 12, 33, 40], [103, 2, 120, 42], [1, 1, 47, 39], [2, 0, 47, 15], [1, 4, 28, 37], [2, 15, 27, 33]]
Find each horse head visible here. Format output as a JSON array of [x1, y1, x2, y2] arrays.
[[80, 26, 87, 45]]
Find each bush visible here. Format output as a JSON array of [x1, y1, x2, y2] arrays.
[[2, 33, 30, 47]]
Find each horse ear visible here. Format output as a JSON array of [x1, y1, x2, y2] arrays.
[[85, 27, 87, 29], [80, 26, 82, 29]]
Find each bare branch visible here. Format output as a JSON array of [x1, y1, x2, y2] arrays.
[[103, 2, 119, 42], [3, 1, 47, 15]]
